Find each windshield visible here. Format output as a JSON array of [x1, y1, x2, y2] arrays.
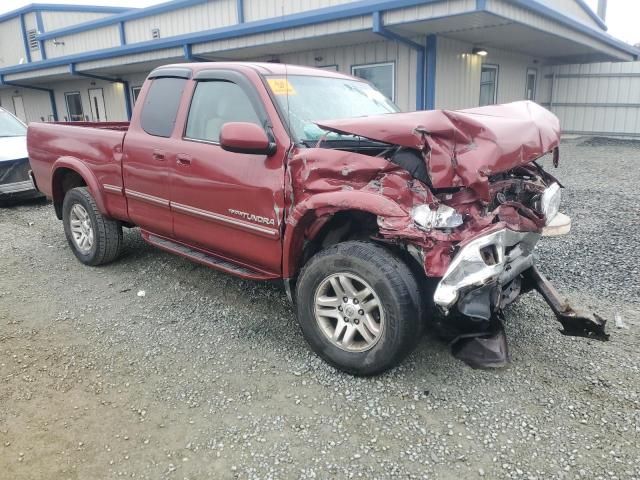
[[265, 74, 399, 143], [0, 109, 27, 137]]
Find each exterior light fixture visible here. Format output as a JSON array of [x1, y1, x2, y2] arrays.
[[472, 47, 488, 56]]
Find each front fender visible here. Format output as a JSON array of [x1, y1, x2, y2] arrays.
[[282, 190, 410, 278]]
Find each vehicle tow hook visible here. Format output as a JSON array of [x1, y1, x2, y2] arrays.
[[525, 266, 609, 341]]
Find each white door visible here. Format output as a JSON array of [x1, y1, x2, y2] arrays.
[[12, 96, 26, 122], [88, 88, 107, 122]]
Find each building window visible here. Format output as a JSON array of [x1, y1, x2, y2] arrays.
[[479, 64, 499, 106], [185, 81, 261, 143], [27, 29, 39, 51], [131, 86, 142, 104], [351, 62, 395, 101], [64, 92, 84, 121], [140, 77, 187, 137], [525, 68, 537, 101]]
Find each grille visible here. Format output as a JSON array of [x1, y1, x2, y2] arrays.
[[0, 158, 30, 185]]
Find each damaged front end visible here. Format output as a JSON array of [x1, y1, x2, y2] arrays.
[[291, 101, 608, 368]]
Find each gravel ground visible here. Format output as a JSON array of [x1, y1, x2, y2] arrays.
[[1, 138, 639, 480]]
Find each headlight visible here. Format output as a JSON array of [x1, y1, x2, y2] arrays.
[[541, 183, 561, 225], [412, 204, 463, 230]]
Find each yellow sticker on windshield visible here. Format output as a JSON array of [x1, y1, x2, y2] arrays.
[[267, 78, 296, 95]]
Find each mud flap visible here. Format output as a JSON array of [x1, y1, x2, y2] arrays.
[[524, 266, 609, 341]]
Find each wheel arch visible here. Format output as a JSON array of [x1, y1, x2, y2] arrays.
[[51, 158, 105, 220], [282, 191, 408, 279]]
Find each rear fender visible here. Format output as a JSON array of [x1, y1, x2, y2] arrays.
[[282, 190, 408, 278], [51, 157, 106, 219]]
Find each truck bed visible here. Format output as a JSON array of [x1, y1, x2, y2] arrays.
[[52, 121, 130, 131], [27, 121, 129, 205]]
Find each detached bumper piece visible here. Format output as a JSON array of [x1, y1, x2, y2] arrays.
[[523, 266, 609, 341], [432, 228, 608, 369]]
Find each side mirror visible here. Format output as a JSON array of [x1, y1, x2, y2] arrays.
[[219, 122, 275, 156]]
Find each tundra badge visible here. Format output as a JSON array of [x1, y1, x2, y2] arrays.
[[228, 209, 276, 226]]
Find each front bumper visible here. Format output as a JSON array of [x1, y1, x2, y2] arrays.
[[433, 228, 540, 312], [431, 227, 608, 361]]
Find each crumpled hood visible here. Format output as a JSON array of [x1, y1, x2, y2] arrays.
[[316, 101, 560, 198], [0, 136, 28, 162]]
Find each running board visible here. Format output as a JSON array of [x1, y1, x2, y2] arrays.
[[142, 231, 277, 280]]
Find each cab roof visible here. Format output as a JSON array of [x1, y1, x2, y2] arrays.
[[149, 62, 356, 81]]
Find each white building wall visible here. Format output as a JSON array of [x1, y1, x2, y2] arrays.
[[435, 36, 481, 110], [124, 0, 237, 44], [0, 87, 53, 123], [484, 48, 539, 104], [194, 16, 372, 55], [383, 0, 475, 25], [535, 0, 603, 29], [52, 78, 127, 122], [44, 25, 121, 58], [0, 17, 26, 67], [242, 0, 352, 22], [41, 11, 118, 32], [435, 36, 539, 110], [487, 0, 630, 61], [78, 47, 184, 70], [540, 62, 640, 137]]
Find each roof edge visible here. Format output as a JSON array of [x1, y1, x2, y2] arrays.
[[38, 0, 209, 40], [574, 0, 607, 31], [0, 3, 132, 24], [495, 0, 638, 60]]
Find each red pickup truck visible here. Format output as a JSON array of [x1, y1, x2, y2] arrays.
[[28, 62, 607, 374]]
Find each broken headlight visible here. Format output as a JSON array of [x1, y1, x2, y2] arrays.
[[540, 183, 561, 225], [412, 204, 463, 230]]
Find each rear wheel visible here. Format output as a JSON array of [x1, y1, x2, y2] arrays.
[[296, 241, 423, 375], [62, 187, 122, 266]]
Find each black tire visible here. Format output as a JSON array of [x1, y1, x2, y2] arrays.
[[296, 241, 423, 376], [62, 187, 123, 266]]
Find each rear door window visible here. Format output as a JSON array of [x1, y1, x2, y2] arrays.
[[140, 77, 187, 137]]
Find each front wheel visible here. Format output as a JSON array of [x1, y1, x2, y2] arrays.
[[296, 241, 423, 376], [62, 187, 123, 266]]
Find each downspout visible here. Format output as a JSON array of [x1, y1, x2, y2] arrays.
[[69, 63, 132, 120], [425, 34, 437, 110], [19, 14, 32, 63], [372, 11, 426, 110], [35, 11, 47, 60], [0, 74, 58, 121], [237, 0, 245, 23], [183, 44, 209, 62], [549, 71, 556, 110], [118, 21, 127, 45]]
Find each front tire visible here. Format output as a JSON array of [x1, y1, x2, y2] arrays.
[[62, 187, 122, 266], [296, 241, 423, 376]]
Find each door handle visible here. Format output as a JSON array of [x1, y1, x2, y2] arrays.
[[176, 154, 192, 166], [152, 150, 165, 161]]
